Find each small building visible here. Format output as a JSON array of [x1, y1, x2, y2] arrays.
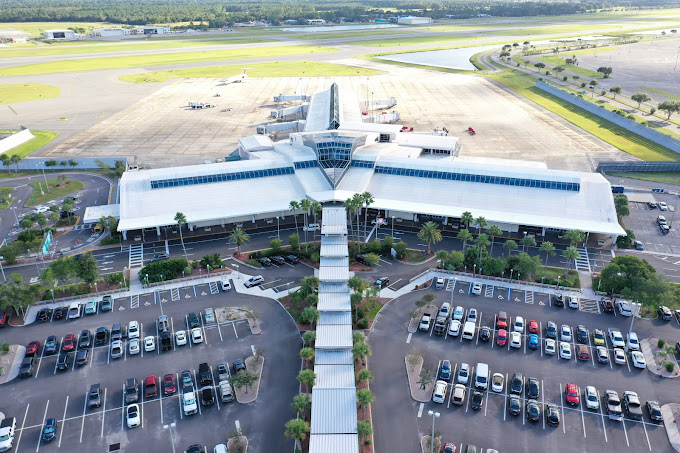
[[44, 29, 78, 40], [133, 26, 170, 35], [397, 16, 433, 25], [306, 19, 327, 25], [90, 28, 130, 37], [0, 30, 29, 43]]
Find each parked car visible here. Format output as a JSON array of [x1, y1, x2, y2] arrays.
[[510, 373, 523, 394], [478, 326, 491, 342], [257, 257, 272, 266], [419, 314, 431, 332], [528, 334, 539, 349], [592, 329, 605, 346], [284, 255, 299, 264], [84, 300, 98, 315], [614, 348, 626, 365], [617, 301, 632, 317], [647, 400, 663, 423], [576, 325, 588, 343], [53, 306, 68, 320], [576, 345, 590, 361], [125, 378, 139, 404], [568, 296, 579, 309], [626, 332, 640, 351], [496, 312, 508, 329], [659, 202, 668, 211], [149, 253, 169, 263], [26, 340, 40, 357], [163, 374, 177, 396], [88, 384, 101, 408], [128, 321, 140, 339], [634, 240, 644, 251], [144, 336, 156, 352], [375, 277, 390, 289], [528, 319, 539, 334], [75, 349, 89, 366], [61, 333, 76, 352], [560, 325, 572, 342], [496, 329, 507, 347], [432, 380, 448, 403], [129, 338, 140, 355], [513, 316, 524, 333], [435, 277, 445, 289], [471, 391, 484, 410], [450, 384, 465, 406], [526, 377, 540, 399], [565, 383, 580, 405], [126, 404, 140, 429], [546, 404, 560, 426], [508, 395, 521, 416], [466, 308, 477, 324], [596, 346, 609, 363], [216, 363, 230, 382], [439, 360, 452, 381], [631, 351, 646, 369], [233, 359, 246, 374], [78, 330, 92, 349], [544, 339, 556, 355], [658, 306, 673, 321], [270, 255, 285, 265], [584, 386, 599, 410], [605, 390, 623, 421], [220, 280, 232, 291], [110, 323, 123, 341], [608, 329, 625, 348], [457, 363, 470, 385], [491, 373, 504, 393], [19, 357, 36, 378], [175, 330, 187, 346], [623, 391, 643, 420], [145, 375, 159, 398], [94, 327, 109, 346], [101, 296, 113, 312], [552, 294, 564, 306], [509, 332, 522, 348], [191, 328, 204, 344], [600, 299, 615, 313], [56, 353, 70, 371], [44, 335, 59, 355], [545, 321, 557, 339], [110, 340, 123, 359], [526, 400, 540, 422], [471, 282, 482, 295], [559, 342, 572, 360], [41, 418, 57, 443], [244, 275, 264, 288]]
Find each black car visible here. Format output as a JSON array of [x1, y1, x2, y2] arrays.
[[53, 306, 68, 320], [57, 353, 70, 371], [471, 391, 484, 410], [188, 312, 201, 329], [284, 255, 299, 264], [78, 329, 92, 349], [510, 373, 523, 395], [199, 363, 213, 386], [257, 257, 272, 266], [110, 323, 123, 342], [526, 378, 540, 399], [101, 296, 112, 312], [19, 357, 35, 378], [545, 321, 557, 339], [37, 308, 52, 323], [94, 327, 109, 346], [478, 326, 491, 342], [552, 294, 564, 307], [42, 418, 58, 443], [647, 400, 663, 423], [576, 325, 588, 344], [124, 378, 139, 404], [647, 201, 657, 209], [375, 277, 390, 289], [546, 404, 560, 426], [233, 359, 246, 374], [150, 253, 169, 262], [270, 255, 285, 265], [508, 395, 521, 415], [186, 445, 204, 453], [44, 335, 59, 355], [88, 384, 102, 408], [526, 400, 540, 422], [200, 386, 215, 406], [75, 349, 89, 366]]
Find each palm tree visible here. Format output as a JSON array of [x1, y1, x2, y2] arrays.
[[174, 212, 188, 260], [417, 221, 442, 254], [284, 418, 310, 450], [0, 154, 10, 173], [356, 389, 375, 417], [310, 201, 322, 244], [292, 394, 312, 418], [487, 224, 503, 255], [460, 211, 473, 230], [565, 229, 585, 247], [521, 235, 536, 252], [475, 233, 491, 266], [503, 239, 518, 257], [10, 154, 21, 173], [289, 200, 300, 252], [539, 241, 556, 277], [563, 246, 580, 278], [300, 198, 312, 251], [228, 227, 250, 254], [351, 193, 363, 251], [361, 191, 374, 244], [474, 216, 487, 235], [457, 229, 472, 251]]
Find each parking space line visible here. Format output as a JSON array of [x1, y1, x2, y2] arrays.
[[121, 384, 125, 432], [559, 383, 566, 434], [80, 393, 87, 443], [541, 379, 545, 430], [57, 395, 68, 447], [100, 388, 107, 437], [232, 322, 238, 339], [193, 285, 197, 297], [36, 400, 49, 452], [417, 403, 424, 418], [622, 418, 630, 446], [15, 403, 30, 452], [596, 390, 608, 443], [193, 370, 202, 415], [579, 392, 586, 438], [406, 333, 412, 344], [641, 418, 652, 450], [177, 374, 183, 420], [503, 373, 508, 421]]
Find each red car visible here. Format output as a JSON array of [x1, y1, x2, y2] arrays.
[[601, 299, 615, 313], [26, 340, 40, 357], [61, 334, 76, 352], [145, 375, 158, 398], [565, 383, 580, 405], [577, 345, 590, 361], [528, 320, 539, 334], [496, 329, 507, 347], [497, 312, 508, 329], [443, 442, 456, 453], [163, 374, 177, 396], [0, 310, 8, 327]]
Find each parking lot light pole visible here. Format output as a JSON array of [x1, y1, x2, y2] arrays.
[[510, 268, 514, 281], [473, 264, 476, 277], [234, 264, 240, 280], [427, 410, 440, 453], [163, 423, 177, 453], [0, 256, 4, 282]]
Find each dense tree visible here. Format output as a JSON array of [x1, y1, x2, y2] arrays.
[[503, 239, 517, 257], [596, 66, 613, 78], [284, 418, 309, 447], [631, 93, 651, 108], [658, 100, 680, 120], [609, 87, 622, 99], [457, 229, 472, 251]]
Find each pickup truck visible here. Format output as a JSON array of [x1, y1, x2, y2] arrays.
[[0, 417, 16, 452], [432, 317, 447, 335], [183, 390, 198, 416], [204, 308, 215, 326]]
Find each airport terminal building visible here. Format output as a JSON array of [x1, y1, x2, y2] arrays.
[[86, 83, 625, 241]]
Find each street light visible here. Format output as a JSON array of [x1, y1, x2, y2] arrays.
[[207, 264, 210, 275], [557, 275, 561, 288], [145, 274, 149, 286], [234, 264, 240, 280], [473, 264, 476, 277], [510, 268, 514, 280], [427, 410, 440, 453], [94, 282, 98, 295], [0, 256, 5, 282], [391, 216, 395, 237]]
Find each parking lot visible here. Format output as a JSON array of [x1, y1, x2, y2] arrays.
[[370, 278, 680, 453], [626, 200, 680, 255], [1, 284, 301, 453]]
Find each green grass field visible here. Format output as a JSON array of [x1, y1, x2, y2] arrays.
[[486, 68, 680, 161], [0, 83, 61, 103], [348, 34, 482, 47], [535, 55, 603, 78], [485, 22, 634, 36], [608, 172, 680, 185], [0, 21, 108, 37], [0, 37, 276, 58], [642, 87, 680, 101], [0, 187, 13, 209], [120, 61, 380, 83], [289, 29, 415, 40], [0, 45, 337, 77], [26, 179, 84, 206], [2, 130, 58, 158]]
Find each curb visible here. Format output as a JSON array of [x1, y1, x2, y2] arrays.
[[404, 356, 430, 403], [661, 403, 680, 453], [235, 356, 264, 403], [0, 345, 26, 385], [641, 338, 680, 378]]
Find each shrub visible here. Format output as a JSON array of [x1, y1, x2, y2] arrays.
[[357, 308, 365, 319], [289, 233, 299, 250], [200, 253, 223, 269], [270, 238, 282, 250], [139, 258, 188, 283], [665, 362, 675, 373], [246, 259, 262, 268], [581, 82, 587, 88], [310, 252, 320, 263], [658, 338, 666, 348], [563, 76, 568, 81], [0, 342, 9, 355], [107, 272, 124, 285], [357, 319, 369, 329]]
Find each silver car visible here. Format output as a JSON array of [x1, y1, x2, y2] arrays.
[[110, 340, 123, 359]]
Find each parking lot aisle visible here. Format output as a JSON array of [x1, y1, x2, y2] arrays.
[[578, 393, 586, 438], [35, 400, 49, 452], [177, 384, 183, 420], [200, 316, 208, 346], [120, 383, 125, 432], [57, 396, 68, 447]]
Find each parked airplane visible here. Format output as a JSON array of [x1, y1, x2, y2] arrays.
[[223, 69, 248, 85]]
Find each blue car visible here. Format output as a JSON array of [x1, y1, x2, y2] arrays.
[[439, 360, 452, 381], [42, 418, 57, 443], [528, 334, 539, 349]]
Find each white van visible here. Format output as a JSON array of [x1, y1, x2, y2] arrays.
[[68, 302, 83, 319], [475, 363, 489, 390], [244, 275, 264, 288], [462, 321, 476, 340]]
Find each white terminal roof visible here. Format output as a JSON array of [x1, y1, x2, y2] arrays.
[[315, 349, 354, 365], [318, 311, 352, 325], [309, 435, 359, 453], [320, 236, 349, 257], [311, 388, 358, 434], [314, 364, 356, 388]]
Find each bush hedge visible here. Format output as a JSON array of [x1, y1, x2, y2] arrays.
[[139, 258, 188, 283]]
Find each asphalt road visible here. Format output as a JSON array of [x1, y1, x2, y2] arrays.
[[0, 282, 300, 452], [369, 280, 680, 452]]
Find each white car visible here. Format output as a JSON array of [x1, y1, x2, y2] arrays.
[[128, 320, 140, 339], [617, 301, 632, 317], [545, 339, 556, 355], [491, 373, 504, 393], [438, 303, 451, 319], [435, 277, 445, 289], [453, 306, 464, 322], [467, 308, 478, 324], [608, 329, 625, 348], [568, 296, 579, 309], [191, 327, 203, 344], [559, 342, 572, 360], [626, 332, 640, 351], [584, 386, 600, 410], [220, 280, 232, 291], [175, 330, 187, 346], [418, 314, 431, 332], [448, 320, 462, 337], [144, 335, 156, 352], [509, 331, 522, 348], [126, 404, 140, 428], [513, 316, 524, 333], [631, 351, 646, 369], [613, 348, 626, 365], [560, 325, 572, 342], [128, 338, 140, 355], [33, 205, 49, 214], [432, 380, 448, 403], [213, 445, 228, 453], [658, 202, 668, 211], [471, 282, 482, 295], [457, 363, 470, 384], [303, 223, 320, 232]]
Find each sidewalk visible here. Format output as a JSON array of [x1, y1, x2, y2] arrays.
[[662, 403, 680, 453]]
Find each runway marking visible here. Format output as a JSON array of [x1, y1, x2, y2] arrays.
[[417, 403, 424, 418]]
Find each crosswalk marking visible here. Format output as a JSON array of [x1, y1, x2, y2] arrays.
[[574, 246, 591, 273], [128, 244, 144, 269], [171, 288, 180, 301], [130, 295, 139, 309], [525, 292, 534, 304], [209, 282, 219, 294], [580, 299, 600, 314], [484, 285, 494, 298]]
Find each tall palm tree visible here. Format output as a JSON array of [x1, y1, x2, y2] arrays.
[[460, 211, 473, 230], [475, 233, 490, 265], [474, 216, 487, 235], [310, 201, 322, 244], [562, 246, 580, 278], [417, 221, 442, 254], [457, 229, 472, 251], [10, 154, 21, 173], [289, 200, 300, 252], [538, 241, 556, 277], [228, 227, 250, 254], [361, 191, 374, 245], [300, 198, 312, 251], [503, 239, 517, 257], [351, 193, 363, 251], [521, 235, 536, 252], [174, 212, 188, 260], [487, 224, 503, 255], [565, 229, 585, 247]]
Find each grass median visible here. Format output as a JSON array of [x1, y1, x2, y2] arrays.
[[0, 45, 337, 76], [608, 172, 680, 185], [120, 61, 380, 83], [2, 130, 58, 158], [0, 83, 61, 104], [26, 179, 84, 206], [348, 34, 482, 47]]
